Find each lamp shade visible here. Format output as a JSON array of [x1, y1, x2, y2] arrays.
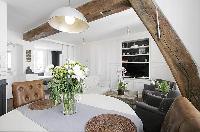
[[48, 7, 89, 33]]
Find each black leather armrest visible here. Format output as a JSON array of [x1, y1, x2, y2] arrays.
[[136, 102, 165, 132], [144, 93, 163, 108], [136, 102, 165, 116]]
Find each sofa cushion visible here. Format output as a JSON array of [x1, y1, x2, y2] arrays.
[[144, 93, 163, 108], [144, 84, 155, 91]]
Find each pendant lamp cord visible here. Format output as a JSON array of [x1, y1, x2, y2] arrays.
[[68, 0, 70, 6]]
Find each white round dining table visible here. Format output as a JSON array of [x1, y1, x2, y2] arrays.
[[0, 94, 143, 132]]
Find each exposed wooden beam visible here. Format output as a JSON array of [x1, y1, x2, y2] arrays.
[[128, 0, 200, 110], [77, 0, 131, 22], [23, 23, 59, 42], [23, 0, 131, 42]]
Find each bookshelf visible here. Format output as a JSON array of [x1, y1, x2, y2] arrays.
[[122, 38, 150, 79]]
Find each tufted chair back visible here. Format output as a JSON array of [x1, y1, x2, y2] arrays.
[[12, 80, 45, 108]]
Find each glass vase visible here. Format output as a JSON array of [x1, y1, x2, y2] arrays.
[[62, 92, 76, 115]]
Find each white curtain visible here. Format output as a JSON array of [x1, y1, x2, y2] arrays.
[[34, 49, 52, 73], [61, 45, 76, 64]]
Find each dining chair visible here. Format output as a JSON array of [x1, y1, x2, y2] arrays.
[[12, 80, 45, 108]]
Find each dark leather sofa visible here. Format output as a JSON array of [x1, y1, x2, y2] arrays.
[[136, 89, 180, 132], [136, 80, 180, 132], [136, 95, 200, 132], [142, 79, 177, 102]]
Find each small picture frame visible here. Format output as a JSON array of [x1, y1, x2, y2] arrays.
[[26, 50, 31, 62]]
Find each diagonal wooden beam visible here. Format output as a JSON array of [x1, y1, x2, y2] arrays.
[[23, 0, 131, 42], [128, 0, 200, 110]]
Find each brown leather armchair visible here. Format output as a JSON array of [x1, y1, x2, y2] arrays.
[[161, 96, 200, 132], [12, 80, 45, 108]]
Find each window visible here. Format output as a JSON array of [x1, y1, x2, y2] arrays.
[[34, 50, 44, 73], [7, 51, 12, 70]]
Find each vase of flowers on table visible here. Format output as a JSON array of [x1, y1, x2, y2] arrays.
[[48, 60, 88, 115]]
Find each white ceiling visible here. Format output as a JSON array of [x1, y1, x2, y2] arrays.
[[6, 0, 146, 44], [6, 0, 92, 32], [48, 9, 146, 44]]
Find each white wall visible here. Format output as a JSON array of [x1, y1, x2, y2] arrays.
[[34, 40, 77, 66], [7, 30, 27, 98], [77, 30, 174, 92], [7, 30, 78, 98], [7, 30, 77, 72], [156, 0, 200, 76], [0, 0, 7, 80], [77, 0, 200, 92], [7, 43, 24, 98]]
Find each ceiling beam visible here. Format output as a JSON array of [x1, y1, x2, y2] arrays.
[[23, 0, 131, 42], [128, 0, 200, 110]]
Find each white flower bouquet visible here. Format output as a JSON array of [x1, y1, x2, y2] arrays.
[[48, 60, 88, 115]]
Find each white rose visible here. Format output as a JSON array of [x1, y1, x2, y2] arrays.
[[73, 65, 85, 81], [49, 64, 54, 69]]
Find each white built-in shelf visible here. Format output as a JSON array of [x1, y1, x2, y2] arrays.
[[122, 46, 149, 50], [137, 76, 150, 79], [122, 48, 130, 50], [124, 76, 150, 79], [124, 76, 132, 78], [122, 54, 149, 57], [122, 62, 149, 64], [122, 38, 150, 79]]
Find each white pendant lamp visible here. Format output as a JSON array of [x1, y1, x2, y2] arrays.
[[48, 0, 89, 33]]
